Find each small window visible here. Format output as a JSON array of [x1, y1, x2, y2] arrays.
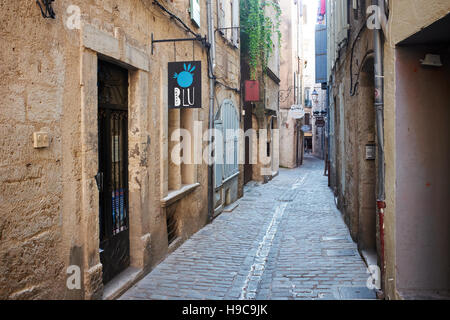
[[190, 0, 201, 27]]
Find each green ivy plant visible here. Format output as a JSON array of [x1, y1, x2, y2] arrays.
[[240, 0, 282, 80]]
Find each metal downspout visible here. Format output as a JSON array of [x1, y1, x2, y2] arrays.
[[374, 0, 386, 283], [207, 0, 215, 222]]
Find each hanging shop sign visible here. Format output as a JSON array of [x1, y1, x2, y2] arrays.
[[244, 80, 260, 102], [301, 125, 311, 132], [168, 61, 201, 109], [315, 117, 326, 127], [288, 105, 305, 120]]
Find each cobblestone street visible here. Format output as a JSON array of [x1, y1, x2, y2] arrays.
[[120, 156, 375, 300]]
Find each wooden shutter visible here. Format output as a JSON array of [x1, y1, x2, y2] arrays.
[[315, 24, 327, 83], [217, 0, 226, 35]]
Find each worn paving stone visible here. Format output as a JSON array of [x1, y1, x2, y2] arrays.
[[120, 156, 374, 300]]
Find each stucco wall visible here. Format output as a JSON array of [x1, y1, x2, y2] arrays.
[[383, 0, 450, 299], [394, 46, 450, 297]]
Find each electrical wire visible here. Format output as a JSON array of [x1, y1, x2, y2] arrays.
[[36, 0, 55, 19], [152, 0, 200, 38], [152, 0, 240, 94]]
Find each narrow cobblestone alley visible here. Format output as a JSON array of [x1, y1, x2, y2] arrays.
[[120, 156, 375, 300]]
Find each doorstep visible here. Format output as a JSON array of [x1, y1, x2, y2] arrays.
[[212, 200, 239, 221], [223, 201, 239, 213], [102, 266, 144, 300]]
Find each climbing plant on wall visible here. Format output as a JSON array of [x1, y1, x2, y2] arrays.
[[240, 0, 282, 80]]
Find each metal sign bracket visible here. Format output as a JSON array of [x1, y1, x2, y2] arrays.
[[151, 33, 208, 55]]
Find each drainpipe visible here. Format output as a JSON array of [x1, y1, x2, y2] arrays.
[[373, 0, 386, 284], [207, 0, 215, 222]]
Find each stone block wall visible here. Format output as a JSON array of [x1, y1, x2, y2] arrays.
[[0, 0, 241, 299]]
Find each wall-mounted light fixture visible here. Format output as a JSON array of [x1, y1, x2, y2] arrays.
[[36, 0, 56, 19], [312, 89, 319, 104], [420, 54, 443, 67]]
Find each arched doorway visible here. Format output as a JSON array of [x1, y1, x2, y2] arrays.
[[357, 56, 377, 261]]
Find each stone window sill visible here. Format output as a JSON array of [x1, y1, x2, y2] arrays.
[[160, 183, 200, 208], [215, 171, 240, 191]]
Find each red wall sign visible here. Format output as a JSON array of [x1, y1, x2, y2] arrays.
[[245, 80, 260, 102]]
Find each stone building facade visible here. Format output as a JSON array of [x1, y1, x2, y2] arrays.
[[212, 0, 242, 216], [0, 0, 241, 299], [326, 0, 450, 299], [241, 1, 280, 184], [327, 0, 377, 254], [279, 0, 305, 169], [301, 2, 324, 158]]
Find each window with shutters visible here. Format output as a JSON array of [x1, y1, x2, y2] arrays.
[[336, 0, 349, 45], [217, 0, 225, 35], [217, 0, 240, 48], [231, 0, 240, 47], [190, 0, 201, 27], [315, 24, 327, 84], [327, 0, 349, 70]]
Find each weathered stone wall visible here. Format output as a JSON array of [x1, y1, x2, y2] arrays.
[[0, 0, 240, 299], [0, 0, 74, 300], [328, 2, 381, 283], [330, 0, 450, 300], [330, 22, 374, 242]]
